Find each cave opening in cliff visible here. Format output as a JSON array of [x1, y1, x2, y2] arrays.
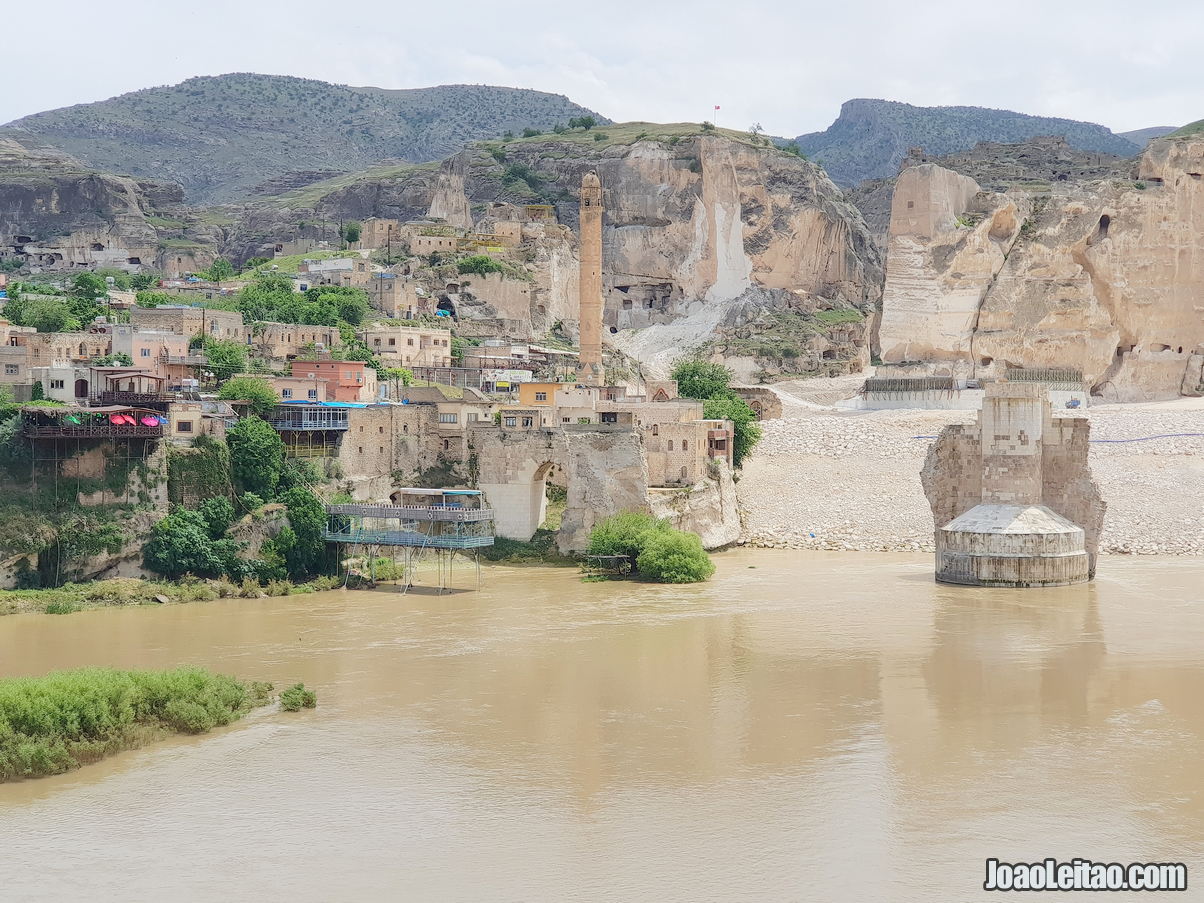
[[91, 242, 104, 251], [127, 257, 141, 265], [1096, 215, 1111, 241]]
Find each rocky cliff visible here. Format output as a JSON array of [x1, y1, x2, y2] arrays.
[[242, 125, 884, 377], [0, 135, 213, 274], [877, 134, 1204, 400]]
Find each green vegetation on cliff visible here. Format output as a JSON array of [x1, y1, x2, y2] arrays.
[[671, 359, 762, 467], [5, 74, 610, 202], [0, 667, 273, 781]]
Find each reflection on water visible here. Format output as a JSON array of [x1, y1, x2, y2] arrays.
[[1, 551, 1202, 901]]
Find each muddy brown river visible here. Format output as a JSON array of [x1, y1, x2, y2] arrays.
[[1, 550, 1202, 901]]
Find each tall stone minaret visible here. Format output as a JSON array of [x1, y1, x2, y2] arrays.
[[577, 170, 604, 383]]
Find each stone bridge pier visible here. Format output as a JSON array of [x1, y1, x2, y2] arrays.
[[472, 425, 650, 552]]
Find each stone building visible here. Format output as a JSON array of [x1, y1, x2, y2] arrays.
[[130, 306, 245, 343], [921, 382, 1105, 586], [359, 324, 453, 368], [253, 323, 339, 361], [359, 218, 402, 250]]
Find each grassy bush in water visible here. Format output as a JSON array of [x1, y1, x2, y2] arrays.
[[280, 683, 317, 712], [0, 667, 270, 781]]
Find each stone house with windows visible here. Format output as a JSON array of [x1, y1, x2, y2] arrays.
[[359, 325, 453, 369], [252, 323, 339, 362], [25, 332, 111, 367]]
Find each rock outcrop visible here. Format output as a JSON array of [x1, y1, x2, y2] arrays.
[[877, 134, 1204, 400], [232, 129, 884, 377]]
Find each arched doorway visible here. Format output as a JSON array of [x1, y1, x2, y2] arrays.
[[74, 378, 89, 400]]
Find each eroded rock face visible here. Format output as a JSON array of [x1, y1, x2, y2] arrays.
[[239, 134, 883, 372], [878, 164, 1021, 366], [879, 136, 1204, 399], [0, 136, 166, 271], [648, 459, 740, 549]]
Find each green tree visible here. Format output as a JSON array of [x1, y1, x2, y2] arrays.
[[636, 530, 715, 583], [587, 512, 670, 561], [702, 395, 762, 467], [227, 417, 284, 499], [203, 258, 235, 281], [340, 221, 362, 244], [22, 299, 78, 333], [568, 116, 597, 130], [143, 507, 240, 579], [94, 352, 134, 367], [457, 254, 504, 276], [241, 256, 270, 271], [671, 358, 733, 400], [130, 272, 161, 290], [30, 381, 45, 402], [381, 367, 413, 397], [521, 127, 541, 138], [279, 487, 327, 579], [135, 290, 174, 307], [218, 376, 279, 417], [198, 496, 235, 538], [69, 272, 108, 303], [205, 339, 248, 382]]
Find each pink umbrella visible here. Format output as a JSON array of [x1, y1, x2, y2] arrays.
[[108, 413, 123, 425], [140, 415, 159, 427]]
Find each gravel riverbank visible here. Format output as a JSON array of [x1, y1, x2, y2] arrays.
[[737, 386, 1204, 556]]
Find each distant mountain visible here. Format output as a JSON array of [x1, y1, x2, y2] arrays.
[[796, 99, 1141, 186], [1, 73, 609, 203], [1118, 126, 1178, 147]]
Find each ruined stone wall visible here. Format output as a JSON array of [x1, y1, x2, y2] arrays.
[[648, 458, 740, 549]]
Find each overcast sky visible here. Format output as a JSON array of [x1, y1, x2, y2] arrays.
[[4, 0, 1202, 135]]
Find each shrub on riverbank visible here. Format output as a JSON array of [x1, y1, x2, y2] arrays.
[[636, 529, 716, 583], [0, 667, 272, 781], [586, 513, 714, 583]]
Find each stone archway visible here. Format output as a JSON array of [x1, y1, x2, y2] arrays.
[[477, 456, 558, 541]]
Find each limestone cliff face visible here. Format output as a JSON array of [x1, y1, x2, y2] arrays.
[[244, 132, 883, 373], [879, 136, 1204, 399], [879, 164, 1022, 364], [0, 136, 170, 271], [648, 460, 740, 549]]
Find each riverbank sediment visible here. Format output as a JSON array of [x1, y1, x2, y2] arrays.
[[737, 387, 1204, 555]]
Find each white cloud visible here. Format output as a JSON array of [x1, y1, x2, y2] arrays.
[[3, 0, 1202, 135]]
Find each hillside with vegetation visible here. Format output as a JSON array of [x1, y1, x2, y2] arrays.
[[2, 73, 609, 203], [797, 98, 1142, 186]]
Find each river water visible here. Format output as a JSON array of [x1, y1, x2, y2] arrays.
[[1, 550, 1202, 901]]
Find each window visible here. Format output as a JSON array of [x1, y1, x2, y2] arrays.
[[140, 348, 150, 358], [535, 392, 547, 402], [282, 389, 293, 399], [522, 417, 533, 427], [442, 439, 450, 451], [439, 413, 458, 424], [504, 416, 517, 428], [562, 417, 570, 423], [652, 424, 659, 436], [681, 465, 688, 479], [50, 379, 64, 389], [373, 339, 381, 347], [407, 338, 414, 346], [667, 440, 674, 451], [358, 447, 364, 454], [4, 365, 17, 375], [379, 426, 384, 434], [467, 413, 479, 423], [681, 440, 688, 451], [178, 420, 194, 433], [388, 338, 396, 346], [307, 389, 317, 399]]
